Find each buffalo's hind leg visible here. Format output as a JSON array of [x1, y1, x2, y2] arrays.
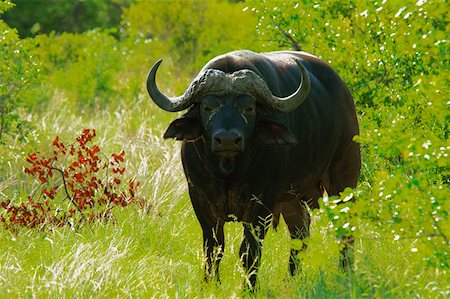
[[325, 140, 360, 272], [276, 199, 311, 276], [338, 235, 354, 271]]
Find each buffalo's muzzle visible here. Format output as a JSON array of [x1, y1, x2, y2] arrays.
[[212, 129, 244, 156]]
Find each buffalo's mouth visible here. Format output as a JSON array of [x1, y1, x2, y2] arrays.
[[218, 156, 236, 174], [214, 150, 241, 174]]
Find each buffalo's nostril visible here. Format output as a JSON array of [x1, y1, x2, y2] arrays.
[[212, 130, 244, 153]]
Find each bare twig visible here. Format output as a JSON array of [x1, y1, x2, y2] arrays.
[[270, 20, 302, 51], [50, 167, 85, 217], [430, 212, 450, 245]]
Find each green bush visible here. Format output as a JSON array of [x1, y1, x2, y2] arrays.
[[3, 0, 132, 37], [31, 30, 124, 111], [121, 0, 260, 71], [0, 2, 40, 143], [251, 0, 449, 269]]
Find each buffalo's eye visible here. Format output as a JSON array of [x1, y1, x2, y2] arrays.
[[201, 96, 220, 113], [236, 95, 256, 115], [238, 104, 255, 115], [202, 103, 220, 113], [244, 106, 255, 113], [203, 105, 214, 112]]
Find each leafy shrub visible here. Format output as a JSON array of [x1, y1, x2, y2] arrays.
[[121, 0, 259, 70], [0, 129, 139, 230], [0, 2, 40, 142], [33, 30, 123, 110], [251, 0, 449, 270], [251, 0, 448, 108], [3, 0, 132, 37]]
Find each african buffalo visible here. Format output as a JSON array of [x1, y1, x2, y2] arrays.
[[146, 50, 360, 289]]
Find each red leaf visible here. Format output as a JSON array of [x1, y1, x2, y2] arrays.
[[38, 175, 47, 183], [112, 150, 125, 163], [43, 189, 55, 199], [52, 136, 59, 147], [74, 173, 84, 183], [91, 145, 100, 155]]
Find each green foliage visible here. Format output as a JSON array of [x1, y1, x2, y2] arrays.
[[0, 7, 40, 142], [3, 0, 132, 37], [33, 30, 123, 110], [251, 0, 449, 271], [0, 0, 449, 297], [252, 0, 449, 108], [0, 0, 13, 13], [121, 0, 260, 70]]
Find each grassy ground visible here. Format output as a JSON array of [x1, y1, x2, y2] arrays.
[[0, 95, 448, 298]]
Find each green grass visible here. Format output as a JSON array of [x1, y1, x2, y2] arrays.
[[2, 204, 447, 298], [0, 82, 448, 299], [0, 97, 448, 298]]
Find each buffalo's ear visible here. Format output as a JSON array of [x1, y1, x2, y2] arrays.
[[256, 120, 297, 145], [163, 116, 202, 142]]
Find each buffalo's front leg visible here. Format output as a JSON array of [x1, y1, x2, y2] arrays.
[[189, 187, 225, 281], [239, 221, 268, 290], [202, 222, 225, 281]]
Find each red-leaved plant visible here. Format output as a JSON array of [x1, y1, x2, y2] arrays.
[[0, 129, 139, 230]]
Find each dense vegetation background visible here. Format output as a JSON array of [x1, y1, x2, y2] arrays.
[[1, 0, 448, 297]]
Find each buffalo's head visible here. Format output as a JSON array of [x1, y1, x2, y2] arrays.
[[146, 60, 311, 173]]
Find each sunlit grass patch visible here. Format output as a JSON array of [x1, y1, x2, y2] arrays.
[[0, 90, 448, 298]]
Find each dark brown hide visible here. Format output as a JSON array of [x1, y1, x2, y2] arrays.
[[147, 50, 361, 289]]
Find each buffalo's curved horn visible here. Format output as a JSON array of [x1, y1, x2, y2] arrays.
[[146, 60, 196, 112], [266, 60, 311, 112], [231, 60, 310, 112]]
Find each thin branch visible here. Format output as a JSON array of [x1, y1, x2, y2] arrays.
[[50, 167, 85, 217], [270, 20, 302, 51], [430, 212, 450, 245]]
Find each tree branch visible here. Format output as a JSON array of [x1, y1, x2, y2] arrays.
[[50, 167, 85, 217], [270, 20, 302, 51]]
